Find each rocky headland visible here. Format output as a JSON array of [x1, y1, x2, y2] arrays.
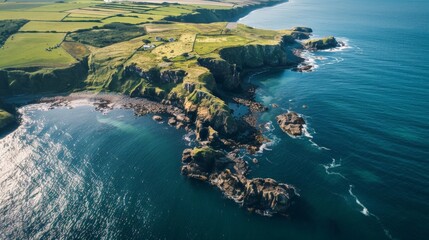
[[0, 0, 341, 217], [304, 36, 342, 50]]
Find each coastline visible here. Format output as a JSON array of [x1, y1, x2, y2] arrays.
[[0, 0, 340, 217]]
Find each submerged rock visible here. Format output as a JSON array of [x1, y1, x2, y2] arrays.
[[304, 36, 340, 50], [168, 117, 177, 126], [276, 112, 306, 136], [152, 115, 163, 122], [292, 64, 313, 72]]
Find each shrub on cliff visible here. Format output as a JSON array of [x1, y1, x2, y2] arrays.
[[67, 23, 146, 48], [0, 19, 28, 47]]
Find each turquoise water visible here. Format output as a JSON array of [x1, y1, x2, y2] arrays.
[[0, 0, 428, 239]]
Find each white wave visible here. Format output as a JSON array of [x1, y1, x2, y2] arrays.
[[321, 158, 347, 179], [183, 131, 196, 147], [348, 185, 370, 216], [348, 185, 396, 239], [310, 139, 331, 150], [257, 143, 272, 153], [264, 121, 275, 132], [302, 124, 313, 139], [257, 135, 281, 154], [298, 50, 320, 70]]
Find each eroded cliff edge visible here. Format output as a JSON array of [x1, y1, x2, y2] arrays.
[[0, 0, 341, 216]]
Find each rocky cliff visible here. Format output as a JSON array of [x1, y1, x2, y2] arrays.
[[164, 0, 287, 23], [181, 146, 298, 216], [198, 40, 303, 91], [304, 36, 340, 50], [0, 59, 88, 95]]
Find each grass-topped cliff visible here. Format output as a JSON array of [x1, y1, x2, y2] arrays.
[[0, 0, 307, 137], [0, 99, 15, 131], [0, 0, 339, 217]]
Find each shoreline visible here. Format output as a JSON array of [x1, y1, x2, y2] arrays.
[[0, 0, 341, 217]]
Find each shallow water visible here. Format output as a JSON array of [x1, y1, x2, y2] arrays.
[[0, 0, 428, 239]]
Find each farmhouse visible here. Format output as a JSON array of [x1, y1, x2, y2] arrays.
[[143, 44, 155, 50]]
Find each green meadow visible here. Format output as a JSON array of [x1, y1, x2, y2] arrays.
[[20, 21, 102, 32], [0, 33, 76, 68]]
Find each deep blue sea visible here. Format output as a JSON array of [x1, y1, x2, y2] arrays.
[[1, 0, 428, 239]]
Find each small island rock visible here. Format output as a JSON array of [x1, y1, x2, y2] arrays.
[[304, 36, 340, 50], [276, 112, 306, 136], [152, 115, 163, 122]]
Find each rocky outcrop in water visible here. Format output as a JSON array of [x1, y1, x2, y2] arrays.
[[304, 36, 340, 50], [289, 27, 313, 40], [181, 146, 297, 216], [276, 112, 306, 136]]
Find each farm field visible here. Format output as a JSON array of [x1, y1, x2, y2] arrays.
[[102, 14, 165, 24], [0, 11, 68, 21], [20, 21, 102, 32], [0, 0, 287, 72], [194, 34, 251, 54], [152, 33, 196, 58], [0, 33, 76, 68]]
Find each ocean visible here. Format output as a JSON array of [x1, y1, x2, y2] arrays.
[[1, 0, 428, 239]]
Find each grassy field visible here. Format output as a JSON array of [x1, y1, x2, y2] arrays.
[[0, 33, 76, 68], [0, 11, 68, 21], [102, 14, 165, 24], [194, 34, 251, 55], [152, 33, 196, 59], [0, 0, 290, 84], [20, 21, 102, 32]]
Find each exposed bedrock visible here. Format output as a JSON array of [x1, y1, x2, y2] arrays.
[[289, 27, 313, 40], [198, 40, 303, 91], [181, 146, 298, 216], [276, 111, 306, 136], [0, 58, 88, 95], [197, 58, 241, 91], [304, 36, 340, 50]]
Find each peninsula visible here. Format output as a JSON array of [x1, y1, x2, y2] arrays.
[[0, 0, 340, 216]]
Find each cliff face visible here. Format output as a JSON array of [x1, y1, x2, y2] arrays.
[[164, 0, 287, 23], [0, 59, 88, 95], [184, 89, 237, 136], [219, 44, 300, 69], [197, 58, 240, 91], [198, 41, 303, 91]]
